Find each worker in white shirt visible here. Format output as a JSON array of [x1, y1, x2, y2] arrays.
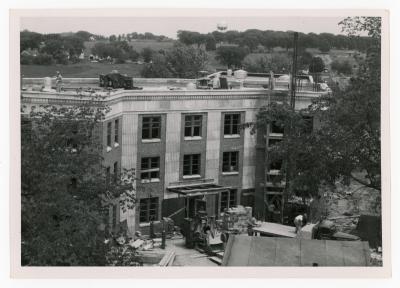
[[294, 213, 308, 236]]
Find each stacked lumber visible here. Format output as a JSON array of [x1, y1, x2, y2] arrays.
[[221, 206, 252, 233], [158, 251, 176, 266]]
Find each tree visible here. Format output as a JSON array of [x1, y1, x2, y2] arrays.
[[141, 47, 154, 63], [75, 31, 93, 41], [298, 51, 313, 69], [252, 16, 381, 206], [331, 60, 353, 75], [318, 39, 331, 53], [21, 100, 136, 265], [20, 30, 43, 52], [140, 53, 173, 78], [141, 44, 207, 78], [109, 35, 117, 42], [63, 35, 85, 58], [309, 57, 325, 73], [40, 38, 68, 64], [215, 46, 248, 68], [242, 53, 290, 73], [165, 43, 208, 78]]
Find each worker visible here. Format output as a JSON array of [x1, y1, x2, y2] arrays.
[[294, 213, 308, 237], [212, 74, 220, 89], [55, 71, 63, 92], [247, 217, 258, 236]]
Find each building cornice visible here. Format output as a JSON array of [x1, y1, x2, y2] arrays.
[[21, 89, 326, 106]]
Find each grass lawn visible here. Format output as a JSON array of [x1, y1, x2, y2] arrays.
[[21, 62, 145, 78]]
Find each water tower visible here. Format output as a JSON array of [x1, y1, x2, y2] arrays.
[[217, 21, 227, 32]]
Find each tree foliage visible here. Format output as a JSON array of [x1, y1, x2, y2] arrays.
[[309, 56, 325, 73], [140, 43, 207, 78], [177, 29, 375, 52], [215, 46, 248, 68], [253, 17, 381, 201], [331, 60, 353, 75], [243, 53, 290, 73], [21, 100, 136, 266]]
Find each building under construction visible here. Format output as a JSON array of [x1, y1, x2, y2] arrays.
[[21, 69, 330, 238]]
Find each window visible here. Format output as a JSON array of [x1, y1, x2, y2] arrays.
[[222, 151, 239, 173], [140, 157, 160, 181], [142, 116, 161, 140], [139, 197, 158, 222], [270, 121, 284, 134], [183, 154, 201, 176], [220, 191, 229, 212], [114, 119, 119, 144], [184, 115, 202, 137], [106, 166, 111, 185], [269, 159, 282, 171], [268, 138, 282, 147], [229, 189, 237, 207], [224, 113, 240, 135], [113, 161, 118, 183], [107, 122, 112, 147], [302, 116, 313, 134], [220, 189, 237, 212]]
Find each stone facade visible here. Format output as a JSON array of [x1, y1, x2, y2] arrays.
[[21, 78, 327, 235]]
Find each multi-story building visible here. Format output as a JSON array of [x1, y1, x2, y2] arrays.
[[21, 75, 329, 236]]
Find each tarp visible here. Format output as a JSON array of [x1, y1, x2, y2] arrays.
[[222, 235, 370, 266]]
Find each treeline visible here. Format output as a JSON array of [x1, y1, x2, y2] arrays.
[[20, 30, 105, 65], [109, 32, 172, 42], [20, 30, 172, 65], [177, 29, 374, 52]]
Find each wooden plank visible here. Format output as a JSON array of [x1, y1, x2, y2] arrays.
[[221, 234, 235, 266], [274, 238, 301, 266], [300, 239, 327, 267], [208, 256, 222, 265], [223, 235, 252, 266], [253, 222, 296, 238], [248, 237, 276, 266], [325, 240, 345, 266], [341, 241, 369, 266]]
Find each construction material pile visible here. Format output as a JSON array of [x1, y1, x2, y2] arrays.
[[221, 205, 253, 233]]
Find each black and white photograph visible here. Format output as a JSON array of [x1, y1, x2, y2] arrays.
[[9, 7, 390, 277]]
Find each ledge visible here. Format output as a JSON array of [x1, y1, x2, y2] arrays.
[[139, 220, 161, 228], [222, 171, 239, 176], [140, 178, 160, 184], [182, 175, 201, 179], [184, 136, 202, 141], [223, 134, 240, 139], [142, 138, 161, 143]]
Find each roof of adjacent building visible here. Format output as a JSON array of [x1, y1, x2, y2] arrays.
[[222, 235, 370, 266]]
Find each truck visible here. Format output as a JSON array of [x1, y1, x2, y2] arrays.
[[252, 219, 360, 241]]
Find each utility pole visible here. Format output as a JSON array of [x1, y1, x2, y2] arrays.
[[290, 32, 298, 109], [282, 32, 299, 223]]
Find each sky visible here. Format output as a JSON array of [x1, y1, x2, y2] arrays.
[[20, 16, 346, 38]]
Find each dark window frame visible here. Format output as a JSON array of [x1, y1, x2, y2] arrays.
[[224, 113, 241, 135], [222, 151, 239, 173], [140, 157, 160, 181], [142, 116, 161, 140], [113, 161, 118, 183], [139, 197, 159, 223], [114, 119, 119, 144], [183, 154, 201, 176], [184, 115, 202, 137], [220, 189, 237, 212], [107, 122, 112, 147]]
